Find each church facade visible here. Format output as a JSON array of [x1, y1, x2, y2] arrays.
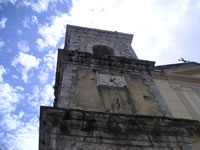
[[39, 25, 200, 150]]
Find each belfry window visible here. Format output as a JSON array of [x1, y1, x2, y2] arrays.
[[92, 45, 114, 56]]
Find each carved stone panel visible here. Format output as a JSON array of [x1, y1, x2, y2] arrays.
[[96, 72, 127, 88]]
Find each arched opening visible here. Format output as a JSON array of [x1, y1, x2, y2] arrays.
[[92, 45, 114, 56]]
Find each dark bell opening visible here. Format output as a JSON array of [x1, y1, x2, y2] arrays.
[[92, 45, 114, 56]]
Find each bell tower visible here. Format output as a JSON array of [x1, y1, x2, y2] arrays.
[[53, 25, 168, 115], [39, 25, 199, 150]]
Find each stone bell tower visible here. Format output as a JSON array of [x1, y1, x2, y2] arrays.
[[53, 25, 170, 116], [39, 25, 199, 150]]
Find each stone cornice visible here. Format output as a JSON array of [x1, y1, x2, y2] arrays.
[[58, 50, 155, 72]]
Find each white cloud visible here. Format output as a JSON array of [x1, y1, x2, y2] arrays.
[[22, 16, 30, 28], [0, 39, 5, 49], [22, 0, 66, 13], [0, 65, 6, 83], [37, 13, 70, 50], [12, 52, 40, 82], [21, 69, 31, 82], [0, 67, 39, 150], [0, 0, 17, 5], [27, 84, 54, 109], [36, 38, 48, 50], [17, 40, 30, 52], [12, 52, 40, 69], [0, 82, 20, 114], [3, 117, 39, 150], [15, 86, 24, 91], [0, 66, 23, 132], [18, 111, 24, 118], [0, 82, 38, 150], [2, 113, 23, 131], [17, 29, 23, 35], [38, 70, 49, 83], [40, 84, 54, 106], [14, 119, 38, 150], [37, 50, 57, 83], [32, 15, 38, 24], [23, 15, 38, 28], [12, 74, 19, 79], [43, 50, 57, 71], [27, 86, 40, 108], [64, 0, 197, 65], [0, 17, 7, 28], [23, 0, 50, 13], [0, 65, 26, 148]]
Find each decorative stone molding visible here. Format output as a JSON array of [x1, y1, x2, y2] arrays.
[[59, 50, 155, 73]]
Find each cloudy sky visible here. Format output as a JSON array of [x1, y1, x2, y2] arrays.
[[0, 0, 200, 149]]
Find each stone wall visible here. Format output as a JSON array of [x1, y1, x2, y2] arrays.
[[64, 25, 138, 59], [54, 50, 171, 116], [40, 26, 200, 150], [39, 107, 200, 150]]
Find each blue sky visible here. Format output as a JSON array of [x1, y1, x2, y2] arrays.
[[0, 0, 200, 149]]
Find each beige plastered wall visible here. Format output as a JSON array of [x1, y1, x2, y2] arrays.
[[175, 86, 200, 120], [153, 79, 193, 119], [153, 75, 200, 149]]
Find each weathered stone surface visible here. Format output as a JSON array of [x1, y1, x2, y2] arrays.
[[64, 25, 137, 59], [54, 50, 168, 116], [39, 107, 200, 150], [40, 25, 200, 150]]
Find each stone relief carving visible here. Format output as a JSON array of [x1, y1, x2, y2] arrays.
[[96, 72, 127, 88]]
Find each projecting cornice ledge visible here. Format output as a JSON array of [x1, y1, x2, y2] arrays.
[[58, 50, 155, 72]]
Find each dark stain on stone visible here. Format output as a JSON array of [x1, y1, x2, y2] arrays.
[[63, 110, 71, 120], [60, 120, 69, 133], [107, 114, 122, 132], [81, 119, 96, 132], [48, 114, 61, 127], [42, 140, 45, 145], [43, 120, 46, 127], [143, 95, 153, 101], [51, 117, 60, 127]]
